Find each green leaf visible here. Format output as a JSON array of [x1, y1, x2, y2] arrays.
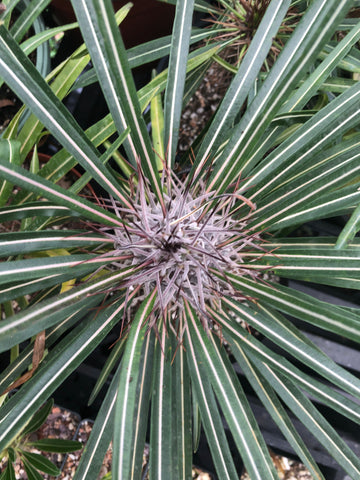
[[88, 337, 126, 406], [126, 331, 155, 480], [320, 76, 357, 93], [14, 113, 117, 205], [245, 244, 360, 281], [69, 128, 130, 195], [9, 0, 50, 44], [27, 438, 83, 453], [20, 22, 78, 58], [191, 386, 201, 454], [249, 82, 360, 204], [224, 274, 360, 342], [2, 462, 16, 480], [336, 203, 360, 249], [20, 451, 60, 476], [0, 273, 83, 305], [112, 290, 157, 480], [15, 10, 121, 162], [185, 317, 239, 479], [21, 399, 53, 435], [163, 0, 195, 167], [172, 318, 192, 480], [16, 47, 91, 162], [0, 230, 108, 257], [223, 297, 360, 404], [185, 302, 278, 480], [153, 0, 218, 14], [151, 79, 165, 166], [251, 134, 360, 229], [0, 202, 77, 224], [73, 363, 122, 480], [0, 309, 82, 394], [0, 139, 21, 207], [7, 448, 16, 464], [149, 323, 173, 479], [0, 253, 114, 287], [137, 43, 221, 114], [211, 307, 360, 427], [0, 268, 134, 352], [74, 27, 218, 91], [320, 42, 360, 73], [22, 458, 45, 480], [284, 19, 360, 110], [267, 185, 360, 231]]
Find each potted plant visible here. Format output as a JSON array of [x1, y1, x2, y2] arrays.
[[1, 1, 360, 479]]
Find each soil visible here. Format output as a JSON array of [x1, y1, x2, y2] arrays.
[[178, 61, 233, 153]]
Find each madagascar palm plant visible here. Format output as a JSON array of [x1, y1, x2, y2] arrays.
[[1, 0, 360, 478]]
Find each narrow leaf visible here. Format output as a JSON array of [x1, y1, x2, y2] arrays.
[[0, 268, 134, 352], [164, 0, 195, 167], [0, 139, 21, 206], [22, 459, 43, 480], [20, 451, 60, 476], [207, 0, 353, 194], [336, 203, 360, 249], [224, 274, 360, 342], [21, 399, 53, 435], [211, 308, 360, 427], [0, 231, 109, 257], [88, 337, 126, 406], [112, 290, 157, 480], [172, 318, 192, 480], [73, 366, 121, 480], [0, 161, 123, 227], [28, 438, 83, 454], [150, 323, 173, 479], [185, 318, 239, 479]]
